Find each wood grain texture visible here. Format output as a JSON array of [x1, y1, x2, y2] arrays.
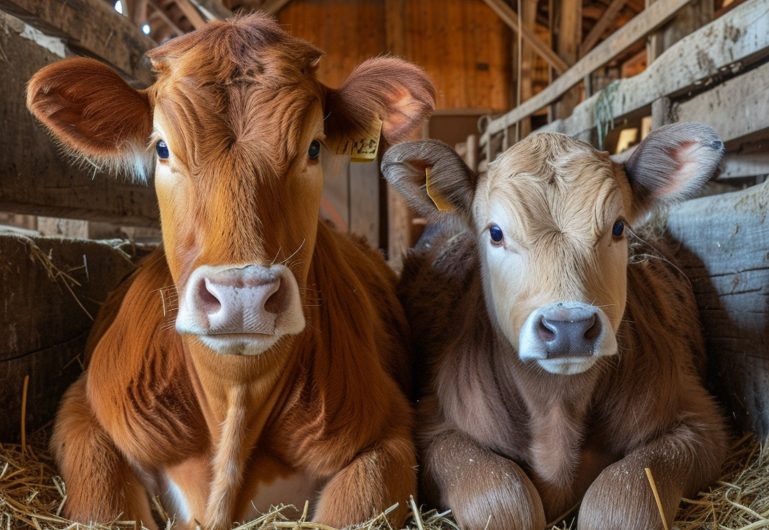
[[0, 13, 160, 227], [533, 0, 769, 143], [665, 183, 769, 438], [0, 235, 137, 442], [0, 0, 154, 85]]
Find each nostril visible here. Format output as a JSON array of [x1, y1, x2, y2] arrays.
[[584, 314, 601, 341], [537, 317, 556, 342], [263, 278, 286, 315], [199, 278, 222, 315]]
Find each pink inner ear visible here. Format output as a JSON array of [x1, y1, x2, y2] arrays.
[[382, 92, 420, 142], [658, 141, 707, 198]]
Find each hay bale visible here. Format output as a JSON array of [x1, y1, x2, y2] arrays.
[[0, 234, 137, 442]]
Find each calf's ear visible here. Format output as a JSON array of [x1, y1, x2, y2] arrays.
[[325, 57, 435, 145], [623, 122, 723, 217], [27, 57, 153, 180], [380, 140, 476, 220]]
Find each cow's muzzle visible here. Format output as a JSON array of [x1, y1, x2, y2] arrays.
[[518, 301, 618, 375], [175, 264, 305, 355]]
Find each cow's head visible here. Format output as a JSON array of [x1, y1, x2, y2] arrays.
[[28, 15, 434, 356], [382, 124, 722, 375]]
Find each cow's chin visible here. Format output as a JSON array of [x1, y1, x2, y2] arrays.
[[196, 334, 284, 356], [536, 357, 600, 375]]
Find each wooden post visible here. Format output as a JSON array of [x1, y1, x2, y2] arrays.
[[519, 0, 538, 137], [648, 0, 714, 65], [552, 0, 582, 119]]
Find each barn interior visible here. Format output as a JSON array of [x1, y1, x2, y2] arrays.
[[0, 0, 767, 528]]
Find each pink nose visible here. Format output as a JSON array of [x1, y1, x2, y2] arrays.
[[190, 266, 289, 335]]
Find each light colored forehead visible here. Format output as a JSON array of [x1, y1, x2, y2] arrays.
[[480, 133, 624, 238]]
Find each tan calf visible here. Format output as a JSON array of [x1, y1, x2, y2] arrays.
[[381, 125, 728, 530], [28, 15, 434, 529]]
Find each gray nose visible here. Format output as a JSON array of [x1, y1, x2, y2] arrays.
[[537, 310, 601, 358]]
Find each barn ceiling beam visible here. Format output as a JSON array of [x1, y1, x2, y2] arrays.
[[148, 0, 185, 35], [188, 0, 232, 20], [581, 0, 627, 55], [175, 0, 207, 28], [260, 0, 295, 15], [482, 0, 569, 74]]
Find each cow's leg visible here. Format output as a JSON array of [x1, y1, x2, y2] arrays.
[[422, 429, 545, 530], [50, 376, 156, 528], [313, 434, 416, 528], [578, 401, 727, 530]]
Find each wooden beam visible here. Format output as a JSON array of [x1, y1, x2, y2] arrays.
[[531, 0, 769, 142], [581, 0, 627, 55], [260, 0, 295, 15], [481, 0, 708, 145], [483, 0, 569, 74], [721, 153, 769, 180], [174, 0, 207, 29], [127, 0, 149, 24], [148, 0, 185, 36], [0, 0, 154, 85], [188, 0, 232, 20], [674, 60, 769, 144], [0, 14, 159, 227]]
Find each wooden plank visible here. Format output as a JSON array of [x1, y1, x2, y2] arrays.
[[149, 0, 185, 36], [349, 161, 380, 247], [674, 60, 769, 144], [482, 0, 692, 142], [531, 0, 769, 144], [0, 14, 160, 227], [174, 0, 206, 29], [261, 0, 295, 15], [0, 234, 138, 441], [581, 0, 627, 55], [482, 0, 569, 73], [0, 0, 154, 85], [721, 152, 769, 179], [664, 183, 769, 438]]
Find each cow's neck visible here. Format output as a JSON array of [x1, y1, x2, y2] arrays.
[[184, 339, 299, 436], [500, 339, 606, 517]]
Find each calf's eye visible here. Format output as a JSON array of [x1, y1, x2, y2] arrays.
[[308, 140, 321, 160], [489, 224, 504, 245], [612, 219, 625, 239], [156, 140, 170, 160]]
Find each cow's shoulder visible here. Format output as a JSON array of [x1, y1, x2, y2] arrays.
[[86, 247, 207, 466]]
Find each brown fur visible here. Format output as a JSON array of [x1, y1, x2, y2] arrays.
[[28, 14, 434, 529], [381, 130, 728, 530]]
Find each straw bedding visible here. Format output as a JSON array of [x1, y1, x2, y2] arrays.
[[0, 433, 766, 530]]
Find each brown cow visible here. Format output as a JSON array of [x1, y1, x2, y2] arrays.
[[381, 125, 728, 530], [27, 15, 434, 529]]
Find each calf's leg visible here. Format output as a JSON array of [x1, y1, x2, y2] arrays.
[[313, 434, 416, 528], [51, 376, 156, 528], [422, 429, 546, 530], [578, 404, 726, 530]]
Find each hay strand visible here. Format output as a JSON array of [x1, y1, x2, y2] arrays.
[[19, 376, 28, 458], [644, 467, 670, 530]]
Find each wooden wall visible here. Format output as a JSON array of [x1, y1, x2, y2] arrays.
[[278, 0, 512, 111]]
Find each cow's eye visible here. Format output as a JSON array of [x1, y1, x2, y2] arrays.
[[489, 224, 504, 245], [156, 140, 170, 160], [612, 218, 625, 239], [308, 140, 321, 161]]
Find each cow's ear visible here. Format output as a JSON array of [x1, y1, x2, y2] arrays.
[[325, 57, 435, 145], [622, 123, 723, 218], [381, 140, 476, 220], [27, 57, 153, 180]]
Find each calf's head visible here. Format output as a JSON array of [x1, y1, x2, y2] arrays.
[[28, 15, 434, 355], [383, 125, 722, 375]]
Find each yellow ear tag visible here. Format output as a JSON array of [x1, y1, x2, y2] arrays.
[[327, 116, 383, 162], [350, 116, 383, 162], [425, 167, 455, 213]]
